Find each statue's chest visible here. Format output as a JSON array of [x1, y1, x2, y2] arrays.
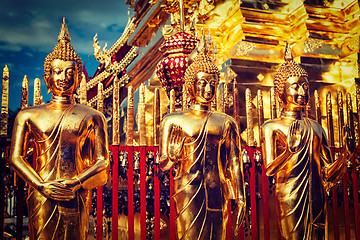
[[32, 108, 84, 141]]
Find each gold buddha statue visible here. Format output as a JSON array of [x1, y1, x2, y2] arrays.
[[260, 43, 353, 240], [9, 18, 110, 240], [159, 47, 245, 239]]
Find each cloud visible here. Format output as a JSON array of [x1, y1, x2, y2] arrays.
[[0, 0, 130, 54], [0, 0, 131, 110]]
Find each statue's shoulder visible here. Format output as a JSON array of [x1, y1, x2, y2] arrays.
[[211, 111, 236, 124], [74, 104, 104, 116], [161, 111, 187, 126], [261, 118, 281, 130], [15, 104, 48, 120]]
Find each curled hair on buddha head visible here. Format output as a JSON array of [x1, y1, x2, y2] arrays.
[[273, 42, 308, 103], [183, 33, 220, 100], [43, 18, 83, 94]]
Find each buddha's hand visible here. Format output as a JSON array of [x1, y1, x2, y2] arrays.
[[234, 198, 245, 236], [287, 120, 302, 152], [167, 125, 186, 162], [57, 178, 82, 192], [38, 181, 75, 201], [343, 125, 355, 155]]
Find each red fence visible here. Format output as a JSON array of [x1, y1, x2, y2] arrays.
[[2, 143, 359, 239], [94, 145, 360, 240]]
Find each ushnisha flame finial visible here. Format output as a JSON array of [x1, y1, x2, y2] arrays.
[[58, 17, 71, 43]]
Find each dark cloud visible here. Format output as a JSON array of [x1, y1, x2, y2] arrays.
[[0, 0, 130, 110]]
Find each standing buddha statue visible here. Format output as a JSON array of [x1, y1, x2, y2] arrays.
[[260, 43, 353, 240], [159, 44, 245, 239], [9, 18, 110, 240]]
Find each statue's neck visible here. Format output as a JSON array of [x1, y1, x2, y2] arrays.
[[280, 107, 304, 120], [191, 103, 210, 112], [50, 95, 75, 106]]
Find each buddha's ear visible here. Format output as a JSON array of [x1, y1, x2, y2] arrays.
[[43, 75, 52, 94]]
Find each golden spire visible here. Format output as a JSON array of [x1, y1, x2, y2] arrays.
[[326, 92, 335, 147], [79, 74, 87, 105], [33, 78, 42, 106], [112, 76, 120, 145], [314, 89, 321, 125], [126, 86, 134, 146], [0, 65, 9, 137], [337, 91, 344, 148], [257, 89, 264, 144], [182, 84, 188, 111], [97, 82, 104, 113], [153, 88, 160, 147], [138, 84, 146, 146], [270, 87, 277, 119], [246, 88, 255, 147], [170, 89, 175, 113], [21, 75, 29, 109]]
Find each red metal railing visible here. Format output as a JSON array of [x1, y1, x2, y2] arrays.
[[94, 145, 359, 240], [3, 144, 359, 239]]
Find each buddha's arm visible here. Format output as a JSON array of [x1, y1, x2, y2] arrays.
[[223, 119, 245, 233], [9, 112, 43, 190], [159, 118, 178, 171], [76, 113, 110, 190], [261, 126, 290, 176]]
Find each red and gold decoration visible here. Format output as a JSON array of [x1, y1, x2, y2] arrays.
[[156, 31, 197, 108]]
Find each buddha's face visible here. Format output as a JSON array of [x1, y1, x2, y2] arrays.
[[193, 72, 218, 104], [50, 59, 77, 96], [283, 76, 309, 109]]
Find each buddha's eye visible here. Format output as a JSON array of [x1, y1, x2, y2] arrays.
[[302, 83, 309, 91], [66, 68, 74, 76], [198, 80, 206, 86], [290, 83, 298, 90]]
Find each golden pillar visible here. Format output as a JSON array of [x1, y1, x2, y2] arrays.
[[33, 78, 42, 106], [126, 86, 134, 146], [112, 76, 120, 145], [79, 74, 87, 106], [21, 75, 29, 110], [0, 65, 9, 137]]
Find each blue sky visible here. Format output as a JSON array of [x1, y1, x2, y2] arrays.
[[0, 0, 130, 111]]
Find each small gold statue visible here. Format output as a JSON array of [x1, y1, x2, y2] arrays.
[[261, 43, 353, 240], [159, 46, 245, 239], [9, 18, 110, 240]]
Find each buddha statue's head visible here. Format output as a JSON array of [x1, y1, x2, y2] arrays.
[[184, 50, 219, 105], [43, 18, 82, 97], [274, 43, 309, 110]]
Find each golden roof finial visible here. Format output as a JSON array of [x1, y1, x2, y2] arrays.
[[198, 29, 208, 54], [284, 41, 293, 61], [58, 17, 71, 43], [179, 0, 184, 32]]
